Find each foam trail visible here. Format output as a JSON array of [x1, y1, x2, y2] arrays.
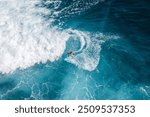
[[68, 30, 89, 54], [65, 33, 119, 71], [65, 33, 101, 71]]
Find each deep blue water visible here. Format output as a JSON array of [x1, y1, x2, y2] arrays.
[[0, 0, 150, 100]]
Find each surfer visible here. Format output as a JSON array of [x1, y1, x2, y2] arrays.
[[67, 51, 74, 58]]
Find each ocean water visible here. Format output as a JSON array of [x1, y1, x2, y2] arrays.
[[0, 0, 150, 100]]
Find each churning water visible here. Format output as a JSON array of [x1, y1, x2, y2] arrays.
[[0, 0, 150, 99]]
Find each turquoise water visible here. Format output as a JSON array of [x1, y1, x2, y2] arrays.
[[0, 0, 150, 100]]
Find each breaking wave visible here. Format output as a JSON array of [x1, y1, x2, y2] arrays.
[[0, 0, 118, 74]]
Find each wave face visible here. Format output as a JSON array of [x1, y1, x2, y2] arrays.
[[0, 0, 150, 100]]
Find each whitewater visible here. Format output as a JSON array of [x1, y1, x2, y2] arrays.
[[0, 0, 118, 74]]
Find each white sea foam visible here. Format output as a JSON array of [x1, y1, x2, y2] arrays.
[[0, 0, 69, 74], [65, 33, 105, 71], [0, 0, 116, 74]]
